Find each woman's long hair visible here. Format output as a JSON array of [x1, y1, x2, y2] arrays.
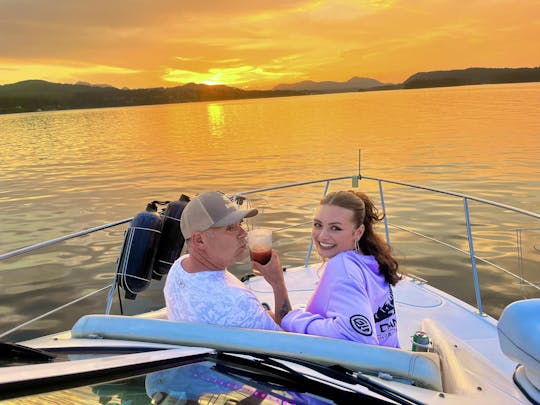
[[320, 190, 401, 285]]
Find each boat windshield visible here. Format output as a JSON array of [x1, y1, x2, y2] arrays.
[[10, 363, 334, 404], [0, 349, 410, 404]]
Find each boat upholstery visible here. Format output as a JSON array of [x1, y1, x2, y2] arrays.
[[72, 314, 443, 391]]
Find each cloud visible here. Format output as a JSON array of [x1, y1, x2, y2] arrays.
[[0, 62, 140, 86], [1, 0, 539, 88], [163, 64, 300, 87]]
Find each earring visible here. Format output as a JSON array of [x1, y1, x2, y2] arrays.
[[355, 239, 361, 254]]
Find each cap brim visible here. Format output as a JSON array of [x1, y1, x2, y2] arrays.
[[212, 208, 258, 227]]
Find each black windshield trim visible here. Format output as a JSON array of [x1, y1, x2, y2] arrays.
[[213, 351, 426, 405], [40, 345, 167, 356], [0, 342, 56, 365], [213, 352, 394, 404]]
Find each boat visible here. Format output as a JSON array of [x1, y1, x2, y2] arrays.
[[0, 169, 539, 404]]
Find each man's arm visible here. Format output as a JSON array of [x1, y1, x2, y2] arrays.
[[271, 280, 292, 325], [252, 250, 291, 325]]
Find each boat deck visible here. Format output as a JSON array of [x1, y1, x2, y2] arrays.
[[247, 265, 522, 398]]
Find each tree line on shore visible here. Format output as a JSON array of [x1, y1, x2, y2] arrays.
[[1, 66, 539, 114]]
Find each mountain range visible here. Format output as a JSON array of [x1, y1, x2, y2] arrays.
[[272, 76, 384, 91], [1, 67, 539, 114]]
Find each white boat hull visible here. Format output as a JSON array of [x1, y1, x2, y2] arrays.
[[18, 264, 533, 404]]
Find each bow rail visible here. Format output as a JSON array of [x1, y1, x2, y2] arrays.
[[1, 175, 539, 338]]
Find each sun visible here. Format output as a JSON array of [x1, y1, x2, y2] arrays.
[[201, 80, 222, 86]]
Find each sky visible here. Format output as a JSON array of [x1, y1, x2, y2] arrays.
[[1, 0, 539, 90]]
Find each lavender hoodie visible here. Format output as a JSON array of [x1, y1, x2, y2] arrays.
[[282, 250, 399, 347]]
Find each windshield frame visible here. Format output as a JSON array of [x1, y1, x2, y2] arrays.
[[0, 346, 426, 404]]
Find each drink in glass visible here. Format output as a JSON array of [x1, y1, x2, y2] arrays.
[[247, 229, 272, 265]]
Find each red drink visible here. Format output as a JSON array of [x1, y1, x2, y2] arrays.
[[247, 229, 272, 265], [250, 247, 272, 265]]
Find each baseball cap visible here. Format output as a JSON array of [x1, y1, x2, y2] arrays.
[[180, 191, 258, 239]]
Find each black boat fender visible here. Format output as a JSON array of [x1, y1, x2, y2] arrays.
[[117, 202, 163, 299], [152, 194, 190, 280]]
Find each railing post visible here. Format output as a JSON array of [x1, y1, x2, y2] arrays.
[[378, 180, 391, 245], [464, 197, 484, 316], [516, 228, 525, 285], [304, 180, 331, 267]]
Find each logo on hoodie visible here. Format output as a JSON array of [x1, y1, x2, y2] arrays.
[[373, 289, 396, 322], [350, 315, 373, 336], [374, 289, 397, 334]]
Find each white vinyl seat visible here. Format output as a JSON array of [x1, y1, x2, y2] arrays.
[[72, 314, 443, 391]]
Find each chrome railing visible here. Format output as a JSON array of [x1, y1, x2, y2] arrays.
[[1, 174, 539, 338], [0, 218, 133, 262], [360, 175, 540, 316]]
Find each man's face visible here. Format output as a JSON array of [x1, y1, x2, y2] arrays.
[[203, 221, 248, 268]]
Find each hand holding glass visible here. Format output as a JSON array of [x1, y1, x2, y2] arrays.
[[247, 229, 272, 265]]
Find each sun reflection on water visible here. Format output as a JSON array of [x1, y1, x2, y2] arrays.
[[207, 103, 225, 139]]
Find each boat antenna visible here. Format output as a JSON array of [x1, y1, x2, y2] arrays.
[[352, 148, 362, 188], [358, 148, 362, 179]]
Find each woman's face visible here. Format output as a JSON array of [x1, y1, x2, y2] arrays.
[[311, 204, 364, 259]]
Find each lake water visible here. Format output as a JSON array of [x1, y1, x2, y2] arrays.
[[1, 83, 539, 341]]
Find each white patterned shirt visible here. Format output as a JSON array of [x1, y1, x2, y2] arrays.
[[164, 254, 281, 330]]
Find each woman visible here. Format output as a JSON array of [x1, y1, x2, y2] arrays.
[[255, 190, 401, 347]]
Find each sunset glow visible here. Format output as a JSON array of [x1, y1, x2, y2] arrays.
[[1, 0, 539, 90]]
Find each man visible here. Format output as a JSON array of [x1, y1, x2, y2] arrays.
[[164, 191, 289, 330]]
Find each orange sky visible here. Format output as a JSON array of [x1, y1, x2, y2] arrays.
[[1, 0, 539, 90]]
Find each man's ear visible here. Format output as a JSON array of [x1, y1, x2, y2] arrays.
[[190, 231, 205, 247]]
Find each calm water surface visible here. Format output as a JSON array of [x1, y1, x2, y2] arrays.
[[1, 83, 539, 340]]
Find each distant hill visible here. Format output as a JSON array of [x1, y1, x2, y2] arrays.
[[273, 76, 385, 91], [74, 81, 116, 88], [0, 80, 306, 114], [2, 66, 540, 114], [403, 67, 540, 89]]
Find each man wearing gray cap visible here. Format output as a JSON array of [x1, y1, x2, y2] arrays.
[[164, 191, 285, 330]]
